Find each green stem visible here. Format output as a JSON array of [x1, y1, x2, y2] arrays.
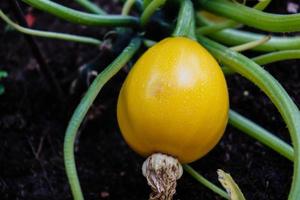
[[251, 0, 272, 10], [197, 36, 300, 200], [143, 38, 156, 47], [0, 85, 4, 95], [122, 0, 136, 15], [0, 71, 7, 79], [199, 28, 300, 52], [143, 0, 152, 10], [229, 110, 294, 161], [223, 50, 300, 75], [22, 0, 138, 27], [183, 165, 229, 199], [197, 14, 300, 52], [140, 0, 166, 26], [0, 10, 101, 45], [63, 38, 141, 200], [230, 35, 271, 52], [253, 50, 300, 65], [173, 0, 196, 39], [197, 0, 271, 35], [74, 0, 106, 15], [197, 20, 237, 35], [197, 0, 300, 32]]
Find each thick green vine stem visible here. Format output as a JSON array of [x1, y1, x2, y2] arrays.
[[140, 0, 167, 26], [197, 20, 237, 36], [197, 36, 300, 200], [210, 29, 300, 52], [253, 50, 300, 65], [0, 10, 101, 46], [224, 50, 300, 75], [122, 0, 136, 15], [22, 0, 138, 27], [197, 15, 300, 52], [197, 0, 300, 32], [173, 0, 196, 39], [74, 0, 106, 15], [197, 0, 271, 35], [229, 110, 294, 161], [143, 0, 152, 9], [183, 165, 229, 199], [63, 38, 141, 200]]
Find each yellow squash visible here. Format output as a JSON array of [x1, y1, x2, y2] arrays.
[[117, 37, 229, 163]]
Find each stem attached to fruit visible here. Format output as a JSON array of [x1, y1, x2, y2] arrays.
[[173, 0, 196, 39], [142, 153, 183, 200]]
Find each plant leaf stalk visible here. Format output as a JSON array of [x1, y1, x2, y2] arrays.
[[74, 0, 106, 15], [140, 0, 167, 26], [0, 10, 102, 46], [253, 50, 300, 65], [196, 15, 300, 52], [22, 0, 139, 27], [122, 0, 136, 15], [197, 0, 300, 32], [229, 35, 271, 52], [223, 50, 300, 75], [197, 36, 300, 200], [229, 110, 294, 161], [63, 38, 141, 200], [173, 0, 196, 39], [197, 0, 271, 35], [183, 165, 229, 199], [210, 29, 300, 52]]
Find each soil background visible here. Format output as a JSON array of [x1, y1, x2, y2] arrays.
[[0, 0, 299, 200]]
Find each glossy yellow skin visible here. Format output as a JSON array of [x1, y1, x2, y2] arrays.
[[117, 37, 229, 163]]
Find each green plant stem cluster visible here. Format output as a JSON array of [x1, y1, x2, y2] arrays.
[[197, 14, 300, 52], [0, 11, 101, 45], [7, 0, 300, 200], [197, 0, 271, 35], [197, 0, 300, 32], [22, 0, 138, 26]]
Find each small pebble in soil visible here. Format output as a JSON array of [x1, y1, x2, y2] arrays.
[[100, 191, 110, 198], [287, 2, 299, 13], [243, 90, 249, 97]]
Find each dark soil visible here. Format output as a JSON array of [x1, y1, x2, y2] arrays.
[[0, 0, 299, 200]]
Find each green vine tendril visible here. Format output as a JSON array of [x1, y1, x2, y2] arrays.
[[64, 38, 141, 200]]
